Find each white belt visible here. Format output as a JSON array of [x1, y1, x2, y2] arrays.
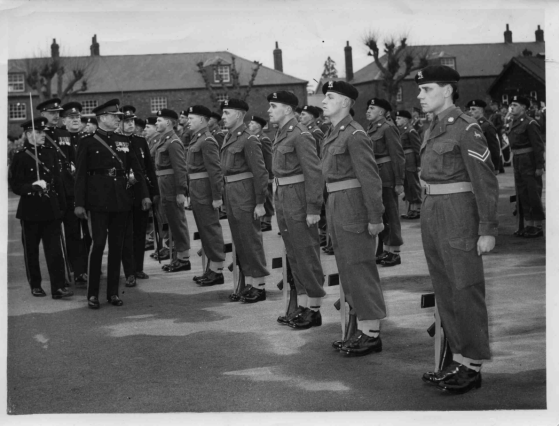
[[156, 169, 174, 177], [189, 172, 209, 180], [403, 149, 415, 155], [276, 174, 305, 186], [224, 172, 254, 183], [424, 182, 473, 195], [326, 179, 362, 193], [376, 156, 392, 165]]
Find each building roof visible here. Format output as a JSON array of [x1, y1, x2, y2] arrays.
[[351, 41, 545, 85], [487, 55, 545, 93], [8, 51, 307, 95]]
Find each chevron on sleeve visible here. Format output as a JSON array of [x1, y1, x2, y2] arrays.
[[468, 147, 490, 162]]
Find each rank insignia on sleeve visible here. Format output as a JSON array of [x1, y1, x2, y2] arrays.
[[468, 148, 489, 162]]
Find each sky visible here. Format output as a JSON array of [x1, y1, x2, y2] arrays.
[[0, 0, 550, 91]]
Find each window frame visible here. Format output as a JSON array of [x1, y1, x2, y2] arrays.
[[440, 57, 456, 70], [150, 96, 168, 113], [502, 94, 509, 105], [81, 100, 99, 115], [9, 102, 27, 121], [8, 73, 25, 93], [214, 65, 231, 83], [396, 87, 403, 103]]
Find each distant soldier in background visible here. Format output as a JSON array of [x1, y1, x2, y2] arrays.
[[466, 100, 500, 174], [178, 110, 192, 148], [134, 117, 146, 136], [298, 105, 324, 156], [208, 111, 225, 148]]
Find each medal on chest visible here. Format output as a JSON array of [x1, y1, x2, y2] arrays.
[[116, 141, 130, 153], [59, 137, 71, 146]]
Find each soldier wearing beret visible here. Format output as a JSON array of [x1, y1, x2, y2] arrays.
[[119, 106, 159, 285], [184, 105, 227, 286], [466, 100, 501, 174], [153, 108, 192, 272], [248, 115, 275, 232], [134, 117, 146, 135], [506, 95, 545, 238], [298, 105, 324, 157], [208, 112, 226, 148], [267, 91, 325, 328], [220, 99, 270, 303], [366, 98, 406, 267], [315, 107, 331, 134], [178, 110, 193, 148], [9, 118, 74, 300], [395, 110, 423, 220], [321, 80, 387, 355], [416, 65, 498, 394], [74, 99, 151, 309]]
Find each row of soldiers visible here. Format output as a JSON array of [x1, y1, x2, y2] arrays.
[[9, 64, 544, 396]]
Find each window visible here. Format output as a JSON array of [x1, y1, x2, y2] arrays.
[[440, 58, 456, 69], [150, 97, 167, 113], [9, 103, 27, 121], [216, 93, 229, 102], [8, 73, 25, 92], [502, 94, 509, 105], [530, 91, 537, 100], [82, 100, 98, 115], [214, 65, 231, 83], [396, 87, 403, 103]]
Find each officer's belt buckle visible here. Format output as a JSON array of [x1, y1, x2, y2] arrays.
[[108, 167, 116, 177]]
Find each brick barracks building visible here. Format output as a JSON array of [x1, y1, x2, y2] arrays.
[[7, 37, 307, 138]]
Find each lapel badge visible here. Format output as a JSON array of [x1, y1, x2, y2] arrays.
[[289, 126, 293, 130], [238, 132, 241, 135], [341, 126, 345, 130], [448, 117, 454, 123]]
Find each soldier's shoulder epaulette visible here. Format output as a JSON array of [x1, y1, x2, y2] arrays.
[[247, 134, 259, 140], [458, 113, 478, 126], [528, 119, 540, 127], [312, 127, 323, 134], [347, 120, 366, 136]]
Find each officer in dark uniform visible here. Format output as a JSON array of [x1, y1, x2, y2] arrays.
[[220, 99, 270, 303], [83, 117, 98, 134], [267, 91, 325, 329], [248, 115, 274, 232], [416, 66, 499, 394], [9, 117, 73, 299], [506, 95, 545, 238], [321, 81, 386, 356], [74, 99, 151, 309], [366, 98, 405, 267], [185, 105, 226, 286], [395, 110, 423, 219], [298, 105, 324, 156], [120, 106, 159, 285], [134, 117, 146, 136], [466, 99, 500, 174], [208, 112, 225, 148]]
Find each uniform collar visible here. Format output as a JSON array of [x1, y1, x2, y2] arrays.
[[322, 114, 353, 146], [193, 126, 209, 140], [276, 117, 298, 142]]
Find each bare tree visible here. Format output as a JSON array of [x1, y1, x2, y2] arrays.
[[321, 56, 338, 79], [363, 32, 429, 105], [197, 56, 262, 110], [25, 54, 97, 102]]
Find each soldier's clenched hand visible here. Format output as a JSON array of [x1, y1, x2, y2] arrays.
[[368, 223, 384, 237], [394, 184, 404, 195], [176, 193, 186, 207], [306, 214, 320, 227], [477, 235, 495, 256], [535, 168, 544, 177], [254, 204, 265, 220], [142, 198, 152, 211], [212, 199, 223, 210], [74, 206, 88, 220]]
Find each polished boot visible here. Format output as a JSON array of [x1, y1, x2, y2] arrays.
[[52, 288, 74, 299], [375, 250, 390, 264], [340, 331, 382, 356], [32, 287, 47, 297], [422, 361, 461, 385], [125, 275, 137, 287], [107, 295, 124, 306], [277, 306, 306, 326], [198, 271, 225, 286], [165, 258, 191, 273], [523, 225, 543, 238], [75, 273, 88, 285], [380, 252, 401, 267], [289, 309, 322, 329], [241, 287, 266, 304], [88, 296, 100, 309], [135, 271, 149, 279], [437, 364, 482, 394]]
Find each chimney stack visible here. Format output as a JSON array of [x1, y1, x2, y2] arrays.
[[344, 41, 354, 82], [273, 41, 283, 72], [535, 25, 544, 42], [504, 24, 512, 43], [51, 38, 59, 58], [90, 34, 100, 56]]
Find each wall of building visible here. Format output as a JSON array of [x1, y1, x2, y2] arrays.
[[488, 66, 545, 105]]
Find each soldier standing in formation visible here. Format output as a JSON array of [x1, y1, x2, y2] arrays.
[[185, 105, 226, 286], [506, 95, 545, 238], [208, 111, 225, 148], [395, 110, 423, 220], [9, 117, 74, 300], [153, 109, 192, 271], [267, 91, 325, 329], [247, 115, 274, 232], [220, 99, 270, 303], [120, 106, 159, 285], [177, 110, 192, 147], [321, 81, 387, 356], [298, 105, 324, 156], [366, 98, 405, 267], [74, 99, 151, 309], [416, 65, 498, 394], [83, 117, 98, 134], [466, 100, 501, 174]]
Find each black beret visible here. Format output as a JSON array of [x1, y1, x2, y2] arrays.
[[21, 117, 49, 131], [61, 102, 82, 116], [302, 105, 320, 118], [295, 107, 303, 113], [415, 65, 460, 85], [81, 116, 98, 125], [395, 110, 412, 119], [146, 116, 158, 125], [466, 99, 487, 109], [210, 111, 222, 121], [315, 106, 324, 115], [134, 118, 146, 129], [179, 110, 188, 116], [267, 91, 299, 108], [122, 105, 137, 119], [367, 98, 392, 112], [156, 108, 179, 120], [187, 105, 212, 119], [36, 98, 63, 112], [322, 80, 359, 100], [251, 115, 267, 128], [93, 99, 124, 116], [220, 98, 249, 112], [510, 95, 530, 108]]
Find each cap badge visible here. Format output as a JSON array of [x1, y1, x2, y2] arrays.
[[472, 101, 476, 106], [224, 100, 228, 106], [371, 100, 375, 105], [273, 93, 277, 99], [448, 117, 454, 123], [328, 81, 334, 88], [474, 132, 482, 139], [417, 71, 423, 80], [190, 107, 193, 112], [72, 108, 76, 113], [54, 103, 58, 107]]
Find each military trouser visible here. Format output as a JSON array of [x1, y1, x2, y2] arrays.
[[326, 188, 386, 320], [87, 211, 129, 300], [21, 219, 65, 293], [190, 179, 225, 264], [225, 179, 269, 279], [403, 170, 423, 206], [421, 192, 490, 360], [122, 205, 150, 276], [381, 186, 403, 247], [276, 183, 325, 298], [62, 196, 88, 276], [263, 180, 275, 221], [161, 196, 190, 253], [513, 153, 545, 221]]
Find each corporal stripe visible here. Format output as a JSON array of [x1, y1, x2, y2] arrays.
[[468, 148, 489, 162]]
